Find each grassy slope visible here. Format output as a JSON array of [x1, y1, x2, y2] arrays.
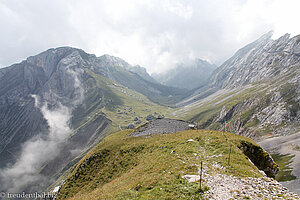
[[88, 70, 173, 132], [70, 69, 173, 139], [170, 84, 267, 129], [58, 129, 265, 200]]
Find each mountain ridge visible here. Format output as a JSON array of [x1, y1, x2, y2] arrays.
[[54, 124, 300, 200]]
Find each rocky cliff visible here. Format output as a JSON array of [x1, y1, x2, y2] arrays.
[[210, 31, 300, 89]]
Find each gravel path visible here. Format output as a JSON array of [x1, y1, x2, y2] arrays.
[[131, 118, 194, 137], [203, 174, 299, 199], [183, 163, 300, 200]]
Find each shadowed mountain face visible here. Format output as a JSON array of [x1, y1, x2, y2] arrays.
[[0, 47, 187, 193], [0, 47, 108, 192], [0, 47, 78, 168]]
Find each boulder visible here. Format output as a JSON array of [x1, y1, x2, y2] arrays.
[[126, 123, 135, 129], [146, 114, 156, 121]]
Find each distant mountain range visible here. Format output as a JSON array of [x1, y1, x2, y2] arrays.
[[152, 59, 216, 89], [1, 31, 300, 195]]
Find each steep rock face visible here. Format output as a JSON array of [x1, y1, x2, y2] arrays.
[[0, 47, 79, 167], [210, 31, 300, 89], [239, 140, 279, 178], [214, 83, 300, 137], [0, 47, 114, 192]]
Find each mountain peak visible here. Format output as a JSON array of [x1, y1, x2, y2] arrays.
[[258, 30, 274, 41], [208, 32, 300, 89]]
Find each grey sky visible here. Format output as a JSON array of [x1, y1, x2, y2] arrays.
[[1, 0, 300, 74]]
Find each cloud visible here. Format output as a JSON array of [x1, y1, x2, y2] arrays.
[[0, 0, 300, 73], [66, 68, 84, 106], [0, 97, 72, 192]]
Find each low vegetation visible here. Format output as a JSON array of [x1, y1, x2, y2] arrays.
[[89, 70, 172, 132], [272, 153, 297, 182], [58, 129, 271, 200]]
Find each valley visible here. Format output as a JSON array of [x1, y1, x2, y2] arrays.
[[0, 31, 300, 199]]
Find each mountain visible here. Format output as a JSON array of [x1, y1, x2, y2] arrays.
[[152, 59, 216, 90], [209, 31, 300, 88], [176, 31, 300, 137], [126, 65, 158, 83], [0, 47, 186, 193], [2, 31, 300, 196]]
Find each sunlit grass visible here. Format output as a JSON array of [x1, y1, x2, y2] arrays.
[[88, 70, 172, 130], [58, 129, 267, 200]]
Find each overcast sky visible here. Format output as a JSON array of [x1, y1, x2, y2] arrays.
[[1, 0, 300, 74]]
